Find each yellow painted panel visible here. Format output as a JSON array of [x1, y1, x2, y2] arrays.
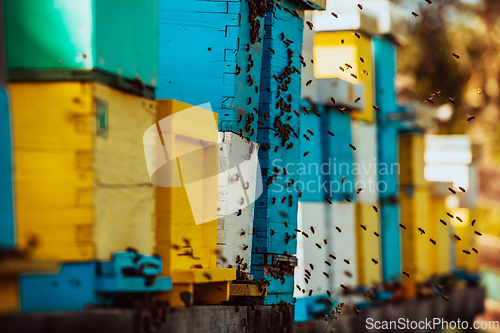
[[399, 134, 426, 187], [400, 188, 430, 292], [172, 268, 236, 284], [355, 204, 381, 286], [158, 283, 193, 307], [428, 197, 451, 276], [451, 208, 478, 272], [0, 277, 19, 313], [230, 283, 267, 297], [314, 32, 375, 123], [93, 83, 156, 259], [194, 281, 230, 304]]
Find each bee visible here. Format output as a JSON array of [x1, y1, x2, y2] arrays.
[[324, 239, 328, 245], [237, 209, 242, 216], [326, 198, 333, 204], [448, 187, 456, 194], [344, 270, 353, 278], [357, 188, 363, 194], [330, 97, 336, 105], [363, 70, 369, 75], [243, 244, 249, 250], [306, 80, 313, 87], [268, 47, 275, 55], [325, 261, 331, 266], [425, 97, 434, 104], [463, 249, 471, 255], [294, 228, 301, 232], [448, 97, 455, 104], [475, 231, 483, 236], [412, 11, 418, 17], [432, 90, 441, 97], [203, 272, 213, 280], [442, 295, 449, 302], [302, 231, 309, 238], [307, 129, 314, 136], [247, 97, 252, 105], [467, 116, 475, 123], [357, 4, 363, 10], [459, 187, 466, 192], [303, 107, 310, 114], [430, 239, 436, 245], [240, 229, 246, 237], [340, 284, 349, 291], [338, 107, 346, 114], [280, 211, 288, 217], [309, 263, 315, 270], [311, 59, 314, 64], [257, 120, 264, 126], [326, 290, 332, 297], [344, 259, 350, 264], [435, 284, 442, 292], [305, 269, 311, 276], [354, 308, 361, 316], [366, 290, 375, 300], [373, 205, 378, 213], [328, 131, 335, 137], [336, 227, 342, 233], [351, 73, 358, 79], [308, 290, 313, 296], [270, 229, 275, 236], [345, 63, 353, 69], [355, 97, 361, 103], [472, 248, 478, 254], [323, 272, 330, 278], [359, 57, 365, 63], [329, 254, 336, 260], [274, 146, 279, 153], [345, 197, 351, 203], [440, 219, 447, 226], [304, 278, 309, 284], [316, 243, 322, 249], [331, 12, 338, 18], [294, 110, 300, 117], [398, 223, 406, 230], [310, 226, 315, 234], [306, 21, 314, 30], [371, 258, 379, 265], [296, 285, 301, 291], [253, 228, 257, 235], [373, 105, 380, 112], [360, 224, 367, 230], [374, 232, 380, 237], [271, 197, 276, 204], [452, 53, 460, 59], [341, 39, 345, 44], [315, 111, 321, 117], [284, 221, 289, 228], [425, 0, 432, 4], [456, 216, 463, 222], [402, 271, 410, 278], [349, 144, 356, 150], [418, 228, 425, 235], [354, 32, 361, 39], [471, 219, 476, 226], [339, 66, 345, 72], [446, 212, 454, 218], [126, 247, 139, 254], [303, 134, 310, 142], [453, 234, 462, 241]]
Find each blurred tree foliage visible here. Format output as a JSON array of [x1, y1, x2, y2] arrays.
[[397, 0, 500, 164]]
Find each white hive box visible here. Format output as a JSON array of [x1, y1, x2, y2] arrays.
[[352, 121, 378, 203]]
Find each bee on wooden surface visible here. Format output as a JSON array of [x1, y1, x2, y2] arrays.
[[373, 105, 380, 112], [448, 187, 456, 194], [475, 231, 483, 236], [452, 53, 460, 59], [412, 11, 418, 17], [459, 187, 466, 192], [328, 131, 335, 137], [326, 198, 333, 204], [316, 243, 322, 249], [372, 258, 379, 265], [472, 248, 478, 254], [430, 239, 436, 245], [283, 39, 293, 47], [360, 224, 367, 230], [398, 223, 406, 230], [354, 32, 361, 39], [440, 219, 447, 226], [471, 219, 476, 226], [374, 232, 380, 237], [355, 97, 361, 103], [271, 197, 276, 204], [418, 228, 425, 235], [247, 97, 252, 105], [336, 227, 342, 233], [456, 216, 463, 222], [281, 196, 287, 204], [306, 80, 313, 87], [331, 12, 338, 18], [340, 284, 349, 291], [357, 4, 363, 10], [402, 271, 410, 278], [344, 259, 350, 264], [329, 254, 337, 260], [306, 21, 314, 30], [442, 295, 449, 302], [351, 73, 358, 79], [447, 212, 454, 218], [349, 144, 356, 150], [448, 97, 455, 104], [303, 134, 310, 141], [373, 205, 378, 213], [467, 116, 475, 122]]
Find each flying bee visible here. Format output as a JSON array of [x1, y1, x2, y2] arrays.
[[472, 248, 478, 254], [328, 131, 335, 137], [331, 12, 338, 18], [467, 116, 475, 122], [463, 249, 471, 255], [357, 188, 363, 194], [316, 243, 322, 249], [425, 0, 432, 3], [412, 11, 418, 17], [237, 209, 242, 216], [448, 187, 456, 194], [303, 107, 310, 114], [431, 90, 441, 97], [307, 129, 314, 136], [331, 97, 336, 104], [308, 290, 313, 297], [344, 270, 353, 278], [475, 231, 483, 236], [374, 232, 380, 237], [306, 80, 313, 87], [338, 107, 346, 114], [270, 229, 275, 236], [326, 290, 332, 297], [325, 261, 331, 266], [452, 53, 460, 59], [435, 284, 442, 292], [440, 219, 447, 226], [453, 234, 461, 241], [326, 198, 333, 204], [306, 21, 314, 30], [268, 47, 275, 55], [430, 239, 436, 245], [425, 97, 434, 104], [357, 4, 363, 10], [373, 105, 380, 112], [302, 231, 309, 238], [354, 32, 361, 39], [398, 223, 406, 230], [351, 73, 358, 79], [359, 57, 365, 63], [448, 97, 455, 104], [339, 66, 345, 72], [324, 239, 328, 245], [336, 227, 342, 233], [284, 221, 289, 228], [329, 254, 336, 260], [363, 70, 369, 75], [294, 110, 300, 117], [349, 144, 357, 150], [310, 226, 315, 234], [447, 212, 454, 218], [471, 219, 476, 226], [323, 272, 330, 278], [372, 258, 379, 265], [442, 296, 449, 302], [402, 271, 410, 278], [355, 97, 361, 103], [373, 205, 378, 213], [345, 63, 353, 69], [303, 134, 310, 141], [354, 308, 361, 316], [456, 216, 463, 222], [418, 228, 425, 235], [344, 259, 350, 264], [340, 284, 349, 291], [345, 197, 351, 202], [360, 225, 367, 231], [309, 263, 315, 270], [459, 187, 466, 192]]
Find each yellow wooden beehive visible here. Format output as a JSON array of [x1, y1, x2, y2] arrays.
[[154, 100, 235, 307], [355, 204, 382, 286], [10, 82, 156, 261]]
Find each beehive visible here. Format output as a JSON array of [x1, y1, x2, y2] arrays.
[[5, 0, 157, 96], [356, 204, 382, 286], [10, 82, 156, 261], [428, 183, 452, 277], [451, 208, 478, 273]]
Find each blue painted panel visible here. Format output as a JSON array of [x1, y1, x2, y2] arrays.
[[157, 0, 264, 141], [380, 203, 401, 282], [294, 294, 331, 323], [20, 262, 98, 313], [320, 107, 355, 201], [0, 88, 15, 249]]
